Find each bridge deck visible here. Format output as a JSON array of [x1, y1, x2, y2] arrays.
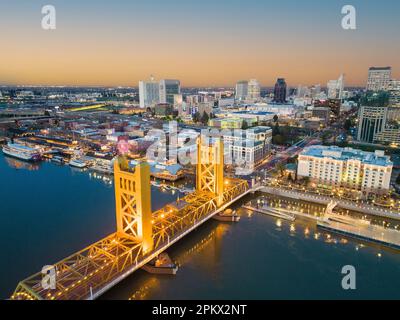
[[11, 178, 249, 300]]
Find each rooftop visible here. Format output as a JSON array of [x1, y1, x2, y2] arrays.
[[8, 143, 37, 152], [369, 66, 391, 71], [300, 145, 393, 167]]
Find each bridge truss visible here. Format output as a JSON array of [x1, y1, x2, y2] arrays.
[[11, 138, 249, 300]]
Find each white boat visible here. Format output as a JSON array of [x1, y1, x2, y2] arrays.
[[90, 164, 113, 174], [2, 143, 41, 162], [69, 159, 87, 168]]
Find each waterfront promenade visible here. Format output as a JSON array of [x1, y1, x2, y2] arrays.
[[260, 186, 400, 221]]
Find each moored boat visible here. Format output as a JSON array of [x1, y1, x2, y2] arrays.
[[2, 143, 41, 162], [69, 159, 87, 168]]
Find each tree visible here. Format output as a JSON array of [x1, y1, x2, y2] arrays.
[[272, 123, 280, 136], [201, 112, 210, 125], [361, 91, 390, 108], [275, 162, 285, 176], [321, 131, 330, 145], [272, 134, 286, 145], [192, 111, 201, 123], [302, 176, 310, 186], [344, 119, 352, 132]]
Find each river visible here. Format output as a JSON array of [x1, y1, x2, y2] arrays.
[[1, 153, 400, 299]]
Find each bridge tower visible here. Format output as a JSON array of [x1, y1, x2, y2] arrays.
[[196, 137, 225, 206], [114, 157, 154, 253]]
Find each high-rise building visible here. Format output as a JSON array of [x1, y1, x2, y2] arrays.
[[366, 67, 392, 92], [235, 81, 248, 101], [247, 79, 261, 101], [297, 145, 393, 196], [388, 79, 400, 107], [357, 105, 388, 143], [159, 79, 181, 105], [296, 85, 309, 98], [139, 76, 160, 108], [327, 74, 344, 99], [273, 78, 287, 103]]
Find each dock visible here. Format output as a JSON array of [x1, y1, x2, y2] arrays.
[[318, 220, 400, 250], [243, 205, 296, 221]]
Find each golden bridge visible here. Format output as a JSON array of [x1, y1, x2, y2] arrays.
[[11, 138, 253, 300]]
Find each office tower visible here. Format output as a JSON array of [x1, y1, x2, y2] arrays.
[[159, 79, 181, 105], [296, 85, 308, 98], [310, 85, 321, 98], [247, 79, 261, 101], [273, 78, 287, 103], [327, 74, 345, 99], [139, 76, 159, 108], [298, 146, 392, 195], [388, 79, 400, 107], [235, 80, 248, 101], [357, 105, 388, 143], [366, 67, 392, 91]]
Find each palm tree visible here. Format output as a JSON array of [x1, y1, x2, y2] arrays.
[[275, 162, 285, 177], [302, 176, 310, 187]]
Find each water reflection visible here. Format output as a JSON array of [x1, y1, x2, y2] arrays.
[[88, 171, 113, 186], [4, 156, 40, 171], [129, 278, 160, 301]]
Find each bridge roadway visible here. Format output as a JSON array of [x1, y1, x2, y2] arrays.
[[11, 179, 255, 300]]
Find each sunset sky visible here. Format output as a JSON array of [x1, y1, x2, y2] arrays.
[[1, 0, 399, 87]]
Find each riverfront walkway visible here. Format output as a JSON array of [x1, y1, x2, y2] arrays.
[[260, 186, 400, 221], [318, 220, 400, 249]]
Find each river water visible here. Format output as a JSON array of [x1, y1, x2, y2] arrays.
[[1, 153, 400, 299]]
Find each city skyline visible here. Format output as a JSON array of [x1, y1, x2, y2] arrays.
[[1, 0, 400, 87]]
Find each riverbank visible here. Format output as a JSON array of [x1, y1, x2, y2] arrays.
[[260, 186, 400, 221]]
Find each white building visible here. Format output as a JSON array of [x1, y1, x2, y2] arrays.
[[159, 79, 181, 105], [367, 67, 392, 92], [228, 141, 264, 171], [139, 76, 160, 108], [235, 80, 248, 101], [247, 79, 261, 101], [297, 145, 393, 196], [222, 126, 272, 170], [327, 74, 344, 99], [250, 103, 298, 117]]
